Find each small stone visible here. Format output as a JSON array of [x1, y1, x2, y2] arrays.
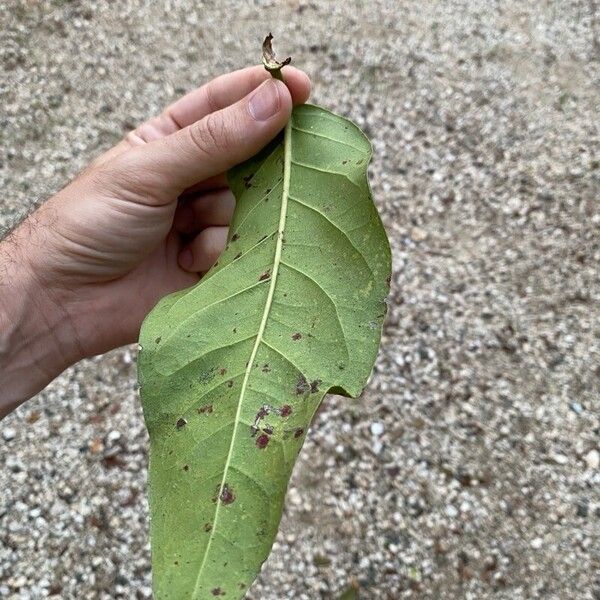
[[575, 498, 589, 518], [2, 427, 16, 442], [569, 402, 583, 415], [370, 422, 384, 436], [550, 453, 568, 465], [584, 449, 599, 470], [410, 226, 428, 242]]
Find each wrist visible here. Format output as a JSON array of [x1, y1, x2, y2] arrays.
[[0, 235, 84, 418]]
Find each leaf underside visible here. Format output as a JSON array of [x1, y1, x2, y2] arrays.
[[138, 104, 391, 600]]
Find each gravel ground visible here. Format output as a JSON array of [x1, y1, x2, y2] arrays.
[[1, 1, 599, 599]]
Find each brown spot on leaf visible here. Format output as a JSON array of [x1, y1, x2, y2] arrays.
[[294, 427, 304, 439], [198, 404, 213, 414], [211, 588, 225, 596], [176, 418, 187, 429], [296, 375, 310, 395], [280, 404, 292, 417], [243, 173, 254, 188], [259, 270, 271, 281], [231, 233, 240, 241], [262, 364, 271, 373], [265, 188, 271, 194], [227, 380, 234, 388], [292, 332, 302, 341], [256, 434, 270, 449], [342, 160, 348, 165], [155, 336, 162, 344], [204, 522, 212, 532], [310, 379, 322, 394], [220, 484, 235, 505], [183, 464, 189, 471], [219, 368, 227, 376]]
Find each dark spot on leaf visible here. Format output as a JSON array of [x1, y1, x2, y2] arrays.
[[155, 336, 162, 344], [211, 587, 225, 596], [243, 173, 254, 188], [233, 327, 237, 333], [338, 363, 346, 370], [204, 522, 212, 532], [310, 379, 322, 393], [280, 404, 292, 417], [342, 160, 348, 165], [256, 434, 270, 449], [174, 560, 179, 565], [219, 368, 227, 376], [296, 374, 310, 395], [176, 418, 187, 429], [263, 425, 274, 435], [183, 464, 189, 471], [234, 252, 242, 260], [220, 484, 235, 505], [227, 380, 234, 388], [198, 367, 216, 384], [198, 404, 213, 414], [294, 427, 304, 438], [262, 364, 271, 373], [259, 270, 270, 281], [292, 332, 302, 341], [239, 583, 246, 590], [231, 233, 239, 241], [265, 188, 271, 194]]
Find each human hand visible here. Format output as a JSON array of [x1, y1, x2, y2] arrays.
[[0, 65, 310, 415]]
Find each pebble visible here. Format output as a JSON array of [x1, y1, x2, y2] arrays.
[[370, 422, 384, 437], [2, 427, 16, 442], [410, 226, 428, 242], [584, 449, 599, 470]]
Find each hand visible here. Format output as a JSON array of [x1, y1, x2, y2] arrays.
[[0, 65, 310, 416]]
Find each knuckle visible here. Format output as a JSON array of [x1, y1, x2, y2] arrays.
[[188, 113, 229, 156]]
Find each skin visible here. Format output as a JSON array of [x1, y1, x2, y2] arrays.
[[0, 65, 311, 419]]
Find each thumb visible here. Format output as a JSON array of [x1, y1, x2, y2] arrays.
[[111, 79, 292, 201]]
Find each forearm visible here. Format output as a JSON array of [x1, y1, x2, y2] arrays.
[[0, 233, 82, 418]]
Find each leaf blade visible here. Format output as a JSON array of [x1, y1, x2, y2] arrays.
[[139, 104, 391, 599]]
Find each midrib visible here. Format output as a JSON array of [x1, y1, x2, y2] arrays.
[[191, 117, 292, 597]]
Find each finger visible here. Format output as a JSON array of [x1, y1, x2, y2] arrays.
[[113, 79, 292, 201], [174, 188, 235, 233], [181, 173, 228, 196], [95, 65, 310, 167], [163, 65, 310, 134], [178, 226, 228, 272]]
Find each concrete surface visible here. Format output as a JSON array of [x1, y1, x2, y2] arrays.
[[1, 1, 598, 598]]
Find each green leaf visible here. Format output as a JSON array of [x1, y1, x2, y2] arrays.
[[138, 103, 391, 599]]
